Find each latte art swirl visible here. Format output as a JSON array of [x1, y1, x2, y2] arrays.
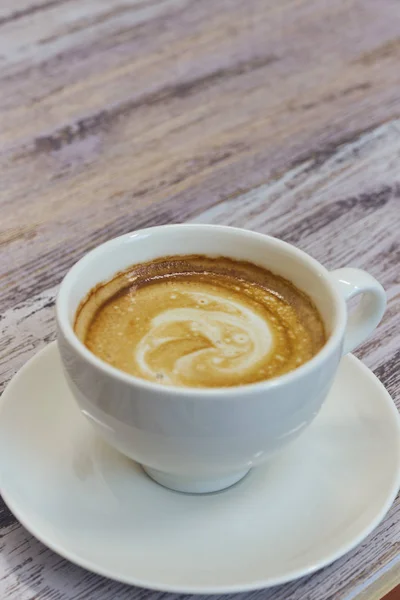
[[135, 292, 273, 386], [76, 255, 326, 387]]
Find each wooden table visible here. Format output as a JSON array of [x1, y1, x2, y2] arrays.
[[1, 1, 400, 598]]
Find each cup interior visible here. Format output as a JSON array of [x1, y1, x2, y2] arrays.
[[58, 225, 343, 362]]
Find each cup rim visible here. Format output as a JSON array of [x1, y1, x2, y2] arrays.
[[56, 224, 346, 397]]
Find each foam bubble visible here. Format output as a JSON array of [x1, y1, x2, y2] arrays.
[[232, 333, 248, 344], [212, 357, 223, 364]]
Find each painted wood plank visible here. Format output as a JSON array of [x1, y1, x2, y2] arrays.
[[1, 0, 400, 311]]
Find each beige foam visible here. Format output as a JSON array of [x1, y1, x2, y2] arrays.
[[135, 291, 273, 386], [75, 255, 326, 387]]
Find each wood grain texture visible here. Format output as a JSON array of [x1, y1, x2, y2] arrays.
[[1, 0, 400, 310], [1, 0, 400, 598], [356, 567, 400, 600]]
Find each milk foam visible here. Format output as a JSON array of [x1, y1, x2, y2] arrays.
[[77, 254, 326, 387], [135, 291, 272, 385]]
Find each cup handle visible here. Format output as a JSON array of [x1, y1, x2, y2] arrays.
[[329, 268, 386, 355]]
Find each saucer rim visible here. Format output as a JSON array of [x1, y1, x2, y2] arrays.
[[1, 342, 400, 594]]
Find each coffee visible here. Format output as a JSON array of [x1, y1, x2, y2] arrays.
[[74, 255, 326, 388]]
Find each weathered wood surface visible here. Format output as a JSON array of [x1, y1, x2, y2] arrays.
[[1, 0, 400, 599]]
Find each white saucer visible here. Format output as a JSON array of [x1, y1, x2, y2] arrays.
[[1, 343, 400, 594]]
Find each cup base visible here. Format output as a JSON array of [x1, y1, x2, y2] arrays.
[[142, 466, 250, 494]]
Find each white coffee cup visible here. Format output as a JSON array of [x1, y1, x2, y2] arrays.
[[57, 225, 386, 493]]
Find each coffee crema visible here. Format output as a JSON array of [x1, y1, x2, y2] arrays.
[[74, 255, 326, 388]]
